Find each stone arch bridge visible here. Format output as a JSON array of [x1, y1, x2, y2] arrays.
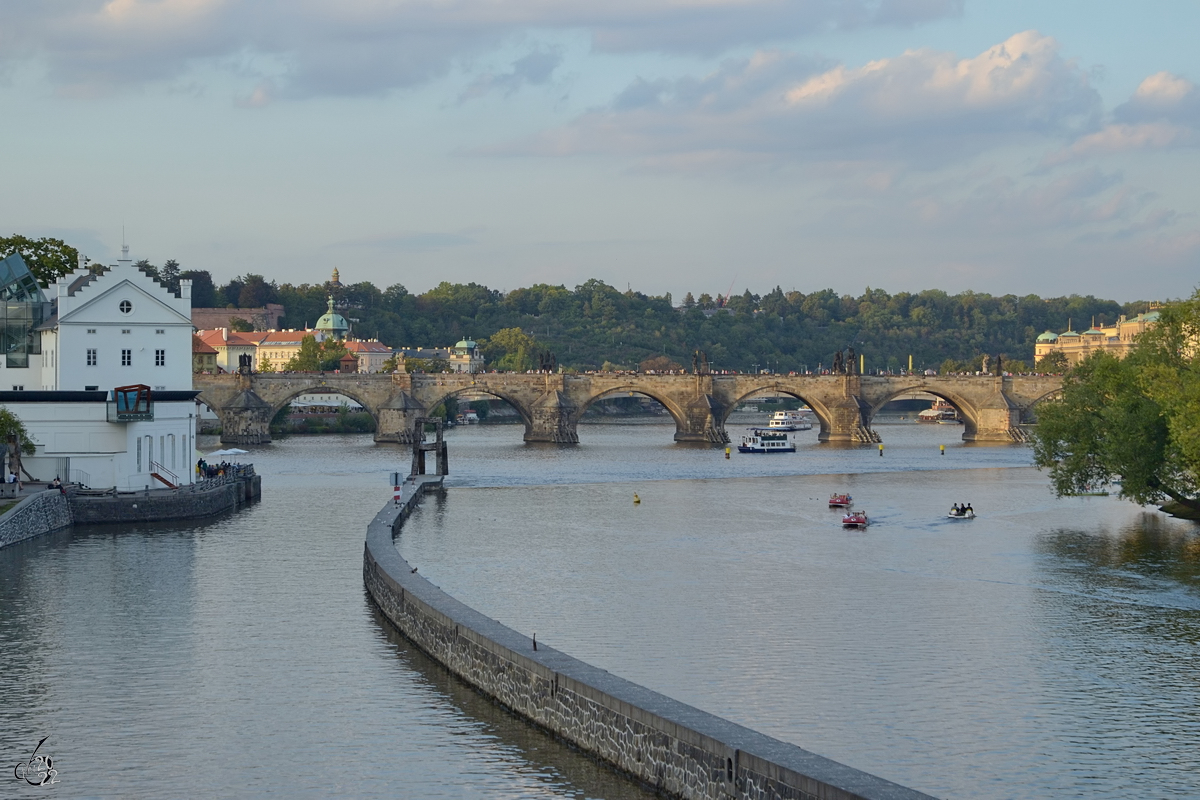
[[194, 372, 1062, 446]]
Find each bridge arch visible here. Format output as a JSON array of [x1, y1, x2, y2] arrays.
[[866, 386, 981, 440], [576, 385, 690, 441], [720, 387, 835, 442], [263, 384, 382, 426], [421, 386, 536, 434]]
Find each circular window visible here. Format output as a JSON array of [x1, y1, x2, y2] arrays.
[[119, 300, 133, 314]]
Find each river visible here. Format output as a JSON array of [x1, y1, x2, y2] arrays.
[[2, 417, 1197, 798]]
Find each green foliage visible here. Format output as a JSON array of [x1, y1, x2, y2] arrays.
[[0, 235, 79, 285], [640, 355, 683, 371], [0, 407, 37, 454], [481, 327, 541, 372], [282, 335, 349, 372], [229, 317, 256, 332], [181, 270, 219, 307], [380, 354, 401, 373], [404, 357, 449, 373], [1032, 289, 1200, 512], [258, 356, 276, 373], [1035, 351, 1069, 373], [216, 272, 1136, 375]]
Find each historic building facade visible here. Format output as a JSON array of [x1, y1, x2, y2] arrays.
[[1034, 308, 1161, 366]]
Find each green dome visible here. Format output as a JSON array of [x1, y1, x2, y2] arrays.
[[455, 339, 476, 350], [315, 295, 348, 337], [1036, 330, 1058, 342], [1142, 311, 1161, 322], [1058, 329, 1080, 338]]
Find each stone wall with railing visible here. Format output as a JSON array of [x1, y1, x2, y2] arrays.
[[364, 477, 936, 800]]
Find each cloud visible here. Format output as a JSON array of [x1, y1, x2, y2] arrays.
[[460, 48, 563, 101], [1044, 72, 1200, 165], [493, 31, 1100, 168], [1, 0, 961, 97]]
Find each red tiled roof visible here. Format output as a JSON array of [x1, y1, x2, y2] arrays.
[[196, 329, 266, 347], [192, 334, 219, 354], [344, 340, 391, 353]]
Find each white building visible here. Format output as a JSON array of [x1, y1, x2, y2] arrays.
[[449, 338, 485, 373], [0, 248, 200, 490]]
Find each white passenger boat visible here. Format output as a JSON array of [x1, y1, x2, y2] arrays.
[[768, 410, 813, 431], [738, 429, 796, 454], [918, 400, 960, 424]]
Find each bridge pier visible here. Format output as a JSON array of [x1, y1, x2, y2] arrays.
[[962, 391, 1024, 442], [673, 394, 729, 444], [524, 391, 580, 444], [218, 389, 274, 445], [818, 381, 879, 443], [375, 392, 427, 444]]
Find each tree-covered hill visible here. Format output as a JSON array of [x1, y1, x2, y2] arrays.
[[209, 273, 1147, 374]]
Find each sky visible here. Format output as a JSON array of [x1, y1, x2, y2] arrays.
[[2, 1, 1199, 302]]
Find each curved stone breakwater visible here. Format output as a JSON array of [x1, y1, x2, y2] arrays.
[[363, 477, 937, 800]]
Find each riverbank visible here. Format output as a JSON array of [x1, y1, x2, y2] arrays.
[[0, 472, 261, 548]]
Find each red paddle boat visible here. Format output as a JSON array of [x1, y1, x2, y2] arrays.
[[842, 510, 869, 528], [829, 493, 852, 508]]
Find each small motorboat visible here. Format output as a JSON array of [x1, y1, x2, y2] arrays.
[[829, 493, 852, 508], [842, 510, 869, 528], [947, 507, 975, 519]]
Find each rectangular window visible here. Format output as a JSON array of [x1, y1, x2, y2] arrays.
[[155, 349, 165, 367], [86, 329, 96, 334], [155, 329, 165, 334], [87, 348, 97, 366], [85, 385, 98, 391], [121, 329, 130, 334], [121, 349, 131, 366], [11, 385, 23, 391], [136, 438, 142, 472]]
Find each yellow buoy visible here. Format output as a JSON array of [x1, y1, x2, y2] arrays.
[[633, 493, 640, 504], [724, 447, 731, 459]]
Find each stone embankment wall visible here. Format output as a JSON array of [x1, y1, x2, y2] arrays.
[[0, 491, 74, 548], [364, 478, 936, 800], [69, 475, 260, 526]]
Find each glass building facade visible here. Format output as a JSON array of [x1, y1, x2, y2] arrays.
[[0, 253, 51, 368]]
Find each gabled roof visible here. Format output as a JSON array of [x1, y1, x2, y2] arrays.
[[196, 329, 267, 348], [192, 334, 219, 354], [344, 340, 391, 353], [57, 276, 192, 326]]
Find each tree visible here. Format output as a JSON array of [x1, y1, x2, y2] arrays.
[[404, 357, 449, 373], [0, 235, 80, 285], [229, 317, 256, 332], [480, 327, 540, 372], [380, 354, 401, 373], [0, 405, 37, 480], [1035, 350, 1069, 373], [258, 356, 276, 373], [1032, 290, 1200, 514], [237, 274, 278, 307], [181, 270, 218, 307], [640, 355, 683, 372], [283, 335, 325, 371]]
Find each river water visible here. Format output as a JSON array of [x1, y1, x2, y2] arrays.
[[2, 416, 1198, 798]]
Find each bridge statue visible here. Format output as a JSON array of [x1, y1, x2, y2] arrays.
[[195, 371, 1062, 447]]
